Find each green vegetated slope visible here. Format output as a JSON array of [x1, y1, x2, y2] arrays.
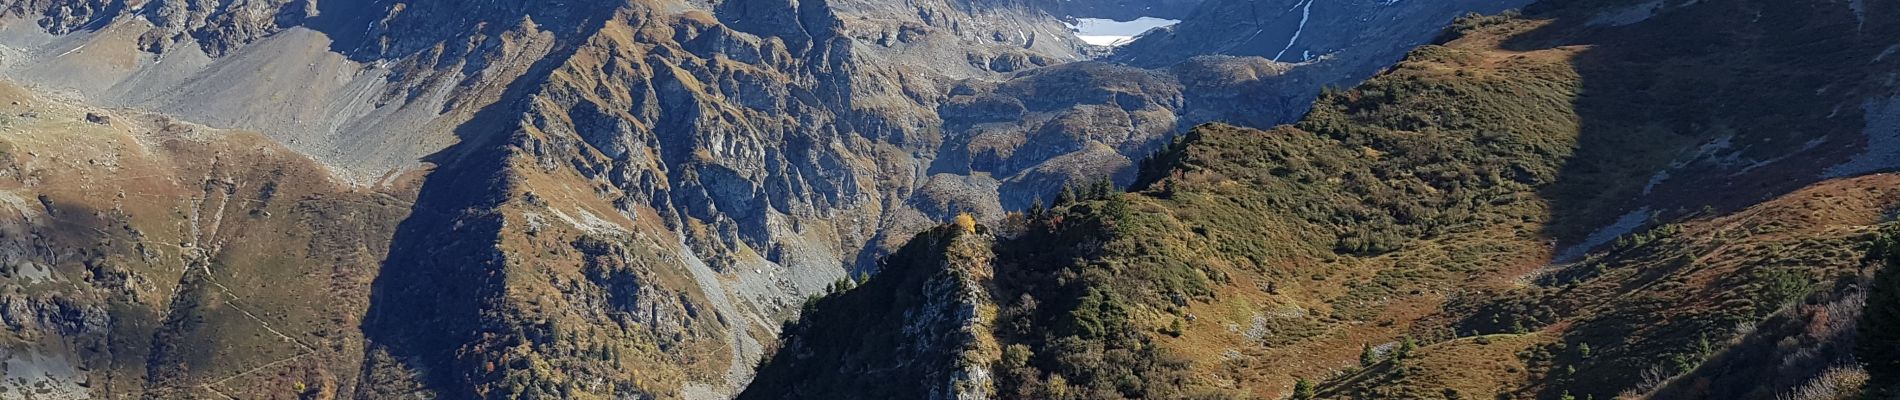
[[740, 224, 997, 399], [746, 0, 1900, 398]]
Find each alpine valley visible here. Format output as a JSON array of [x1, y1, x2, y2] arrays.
[[0, 0, 1895, 399]]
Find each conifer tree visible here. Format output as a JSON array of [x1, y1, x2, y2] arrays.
[[1396, 336, 1417, 359], [1860, 226, 1900, 394], [1057, 185, 1078, 206], [1291, 378, 1316, 400], [1090, 177, 1116, 200]]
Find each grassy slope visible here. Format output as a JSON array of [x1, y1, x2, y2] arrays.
[[970, 15, 1605, 397], [1308, 0, 1900, 397], [1335, 175, 1900, 399], [757, 0, 1900, 398], [0, 82, 415, 399]]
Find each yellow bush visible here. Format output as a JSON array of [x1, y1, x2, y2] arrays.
[[954, 213, 978, 234]]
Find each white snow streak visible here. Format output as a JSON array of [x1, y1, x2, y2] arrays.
[[1875, 45, 1898, 63], [1556, 207, 1652, 262], [1850, 0, 1867, 29], [1272, 0, 1316, 62]]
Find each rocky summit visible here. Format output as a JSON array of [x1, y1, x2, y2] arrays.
[[0, 0, 1895, 399]]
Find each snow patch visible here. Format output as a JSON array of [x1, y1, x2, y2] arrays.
[[1643, 134, 1826, 194], [1670, 135, 1737, 170], [1823, 96, 1900, 178], [1557, 207, 1652, 262], [1850, 0, 1867, 29], [1729, 136, 1828, 177], [1066, 17, 1180, 47], [1641, 170, 1671, 195], [1075, 35, 1137, 46]]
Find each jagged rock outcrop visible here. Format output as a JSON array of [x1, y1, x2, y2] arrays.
[[0, 0, 1128, 396], [1031, 0, 1205, 20], [739, 225, 999, 400]]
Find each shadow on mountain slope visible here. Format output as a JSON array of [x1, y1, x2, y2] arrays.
[[1490, 0, 1898, 397], [351, 69, 518, 399], [1518, 0, 1895, 252], [353, 15, 615, 397]]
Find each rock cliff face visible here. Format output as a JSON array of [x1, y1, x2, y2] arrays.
[[738, 225, 999, 400], [0, 0, 1544, 398], [928, 57, 1311, 213], [1034, 0, 1206, 20]]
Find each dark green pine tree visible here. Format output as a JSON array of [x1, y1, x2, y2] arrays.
[[1861, 226, 1900, 395], [1090, 177, 1116, 200], [1395, 336, 1417, 360], [1291, 378, 1317, 400]]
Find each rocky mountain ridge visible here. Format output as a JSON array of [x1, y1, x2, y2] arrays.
[[750, 0, 1900, 398], [0, 0, 1582, 398]]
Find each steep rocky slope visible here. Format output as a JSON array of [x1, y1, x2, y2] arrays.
[[739, 224, 999, 400], [1115, 0, 1531, 95], [1034, 0, 1206, 21], [0, 0, 1603, 398], [750, 0, 1900, 398]]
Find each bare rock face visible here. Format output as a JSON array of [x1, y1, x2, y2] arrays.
[[931, 56, 1305, 212], [6, 0, 118, 34], [737, 226, 1000, 400], [135, 0, 311, 55], [1033, 0, 1207, 20]]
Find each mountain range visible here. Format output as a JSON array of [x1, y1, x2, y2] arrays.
[[0, 0, 1895, 399]]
